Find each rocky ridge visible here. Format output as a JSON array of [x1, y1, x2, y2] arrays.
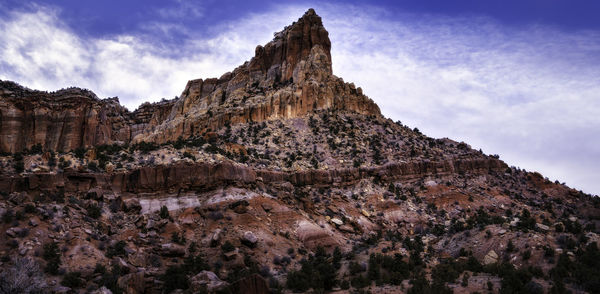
[[0, 80, 175, 153]]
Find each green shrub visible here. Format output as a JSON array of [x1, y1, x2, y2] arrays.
[[43, 242, 61, 275], [286, 246, 338, 292], [61, 272, 83, 288], [87, 204, 101, 219], [171, 232, 186, 245], [29, 143, 43, 154], [13, 153, 24, 173], [87, 161, 99, 172], [183, 151, 196, 161], [159, 205, 169, 219], [73, 147, 86, 159], [106, 241, 126, 258], [99, 265, 124, 294], [162, 266, 190, 292], [221, 241, 235, 253]]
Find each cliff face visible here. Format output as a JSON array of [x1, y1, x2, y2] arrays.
[[0, 157, 506, 195], [136, 8, 380, 143], [0, 9, 379, 151], [0, 81, 174, 153]]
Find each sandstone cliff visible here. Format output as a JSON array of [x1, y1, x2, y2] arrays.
[[0, 81, 174, 153], [136, 8, 380, 144]]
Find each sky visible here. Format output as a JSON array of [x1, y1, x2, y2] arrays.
[[0, 0, 599, 195]]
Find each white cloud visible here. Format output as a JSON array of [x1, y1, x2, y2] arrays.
[[0, 3, 599, 195], [316, 5, 600, 195], [0, 5, 298, 109]]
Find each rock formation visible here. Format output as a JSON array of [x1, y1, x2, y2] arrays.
[[0, 80, 174, 153], [0, 8, 598, 294]]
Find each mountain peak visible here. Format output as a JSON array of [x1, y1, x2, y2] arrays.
[[248, 8, 331, 83]]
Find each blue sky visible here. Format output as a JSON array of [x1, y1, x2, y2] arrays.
[[1, 0, 599, 195]]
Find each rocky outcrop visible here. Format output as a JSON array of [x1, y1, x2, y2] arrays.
[[0, 81, 174, 153], [136, 9, 380, 144], [0, 157, 506, 195], [1, 9, 379, 150]]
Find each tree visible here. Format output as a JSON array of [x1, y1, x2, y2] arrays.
[[0, 257, 47, 294], [160, 205, 170, 219], [43, 242, 61, 275]]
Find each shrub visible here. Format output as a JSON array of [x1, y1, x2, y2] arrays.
[[98, 264, 124, 294], [24, 204, 36, 214], [132, 141, 159, 154], [221, 241, 235, 253], [183, 254, 210, 275], [171, 232, 186, 245], [13, 153, 24, 173], [106, 241, 126, 258], [340, 280, 350, 290], [162, 266, 190, 292], [351, 275, 370, 289], [0, 257, 47, 293], [159, 205, 169, 219], [431, 262, 460, 284], [29, 143, 43, 155], [43, 242, 61, 275], [87, 204, 101, 219], [182, 151, 196, 161], [286, 246, 338, 292], [506, 240, 515, 253], [87, 161, 99, 172], [48, 151, 56, 168], [517, 209, 536, 231], [73, 147, 86, 159], [61, 271, 83, 288]]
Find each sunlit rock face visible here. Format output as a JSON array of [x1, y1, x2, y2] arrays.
[[0, 81, 174, 153]]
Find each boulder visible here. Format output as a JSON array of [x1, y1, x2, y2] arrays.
[[117, 272, 145, 294], [190, 271, 229, 292], [483, 250, 499, 265], [535, 223, 550, 232], [241, 231, 258, 248], [160, 243, 186, 257], [330, 218, 343, 226], [210, 229, 222, 247], [122, 199, 142, 212], [91, 287, 113, 294]]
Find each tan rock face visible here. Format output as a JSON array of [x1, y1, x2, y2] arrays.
[[0, 81, 175, 153], [1, 9, 378, 151], [135, 9, 380, 144]]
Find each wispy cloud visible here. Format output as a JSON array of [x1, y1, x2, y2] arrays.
[[318, 5, 600, 195], [0, 3, 599, 195], [0, 4, 291, 108], [156, 0, 204, 19]]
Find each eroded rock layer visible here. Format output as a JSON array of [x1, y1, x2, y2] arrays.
[[0, 81, 174, 153]]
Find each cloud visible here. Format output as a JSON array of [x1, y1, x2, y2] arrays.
[[156, 0, 204, 19], [0, 4, 299, 109], [317, 5, 600, 194], [0, 3, 599, 195]]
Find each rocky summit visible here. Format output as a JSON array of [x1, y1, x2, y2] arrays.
[[0, 9, 598, 294]]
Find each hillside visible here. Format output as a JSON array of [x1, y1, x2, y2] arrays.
[[0, 9, 599, 294]]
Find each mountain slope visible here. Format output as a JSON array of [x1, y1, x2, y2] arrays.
[[0, 9, 599, 294]]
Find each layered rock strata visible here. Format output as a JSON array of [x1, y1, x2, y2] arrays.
[[0, 157, 506, 195], [0, 81, 174, 153]]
